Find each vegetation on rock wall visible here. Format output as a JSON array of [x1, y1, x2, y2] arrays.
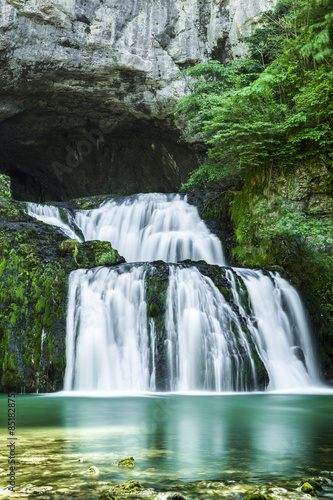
[[0, 177, 68, 392], [0, 175, 126, 392], [176, 0, 333, 380]]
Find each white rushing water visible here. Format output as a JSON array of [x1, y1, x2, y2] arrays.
[[64, 263, 320, 392], [27, 203, 81, 241], [27, 194, 224, 264], [165, 266, 257, 392], [64, 266, 155, 392], [234, 269, 320, 391], [27, 193, 321, 392]]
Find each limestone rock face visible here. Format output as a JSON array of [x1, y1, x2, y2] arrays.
[[0, 0, 276, 200]]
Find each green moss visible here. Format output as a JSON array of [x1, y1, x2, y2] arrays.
[[96, 248, 124, 266], [58, 239, 78, 257], [301, 482, 316, 496], [86, 465, 99, 475], [244, 495, 277, 500], [148, 301, 160, 318], [58, 239, 124, 269], [117, 456, 135, 467], [98, 494, 116, 500], [1, 352, 24, 392], [110, 479, 143, 494], [0, 228, 68, 392], [300, 479, 322, 491]]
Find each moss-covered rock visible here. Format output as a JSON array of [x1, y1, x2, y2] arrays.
[[58, 239, 125, 268], [109, 479, 143, 494], [86, 465, 99, 475], [300, 478, 323, 495], [300, 479, 322, 492], [145, 262, 170, 390], [301, 482, 316, 496], [98, 494, 116, 500], [0, 196, 73, 392], [117, 456, 135, 468], [58, 239, 78, 257], [244, 494, 276, 500]]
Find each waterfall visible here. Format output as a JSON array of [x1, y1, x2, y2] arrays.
[[27, 193, 321, 392], [234, 269, 320, 391], [27, 203, 82, 241], [64, 264, 258, 392], [27, 194, 224, 264], [64, 266, 154, 392], [165, 266, 257, 392], [63, 262, 320, 392]]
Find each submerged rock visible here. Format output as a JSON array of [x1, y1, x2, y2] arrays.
[[98, 494, 116, 500], [166, 494, 187, 500], [109, 479, 143, 494], [86, 465, 99, 475], [116, 457, 135, 468], [301, 481, 317, 496], [244, 495, 277, 500]]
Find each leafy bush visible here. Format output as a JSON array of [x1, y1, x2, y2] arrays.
[[175, 0, 333, 189]]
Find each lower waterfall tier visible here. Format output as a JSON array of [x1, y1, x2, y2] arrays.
[[64, 262, 320, 393]]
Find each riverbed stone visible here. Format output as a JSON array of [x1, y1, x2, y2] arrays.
[[98, 494, 116, 500], [244, 495, 277, 500], [166, 494, 187, 500], [109, 479, 143, 494], [86, 465, 99, 475], [301, 482, 316, 496], [117, 456, 135, 468]]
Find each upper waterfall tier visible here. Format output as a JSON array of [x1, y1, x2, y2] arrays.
[[27, 194, 225, 265]]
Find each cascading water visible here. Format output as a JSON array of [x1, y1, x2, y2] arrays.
[[28, 194, 224, 264], [27, 203, 82, 241], [165, 266, 258, 392], [64, 266, 154, 392], [234, 269, 320, 390], [27, 193, 321, 392]]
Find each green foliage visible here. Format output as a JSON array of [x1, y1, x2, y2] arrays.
[[257, 197, 333, 252], [0, 174, 11, 202], [176, 0, 333, 189], [231, 188, 333, 330]]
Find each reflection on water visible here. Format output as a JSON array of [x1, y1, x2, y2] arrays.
[[0, 395, 333, 499]]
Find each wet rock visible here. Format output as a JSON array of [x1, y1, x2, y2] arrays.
[[167, 494, 187, 500], [98, 494, 116, 500], [58, 239, 125, 268], [58, 239, 78, 257], [301, 482, 316, 495], [109, 479, 143, 494], [116, 456, 135, 468], [244, 495, 277, 500], [300, 478, 323, 491], [86, 465, 99, 475]]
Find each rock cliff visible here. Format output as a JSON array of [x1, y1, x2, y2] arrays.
[[0, 0, 276, 200]]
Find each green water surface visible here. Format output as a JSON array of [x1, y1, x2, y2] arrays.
[[1, 394, 333, 499]]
